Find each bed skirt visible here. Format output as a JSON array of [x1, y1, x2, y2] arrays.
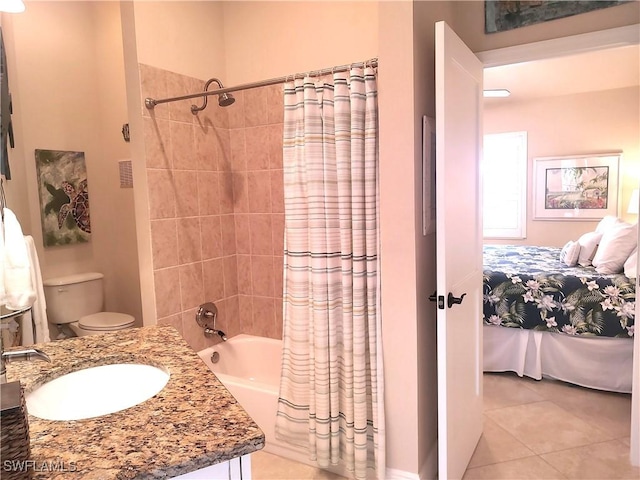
[[483, 325, 633, 393]]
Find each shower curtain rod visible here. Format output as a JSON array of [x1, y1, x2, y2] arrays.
[[144, 58, 378, 110]]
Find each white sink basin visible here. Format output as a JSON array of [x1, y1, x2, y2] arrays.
[[26, 363, 170, 421]]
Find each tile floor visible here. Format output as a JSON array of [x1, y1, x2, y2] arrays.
[[251, 373, 639, 479], [464, 372, 638, 479]]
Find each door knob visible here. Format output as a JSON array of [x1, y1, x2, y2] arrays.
[[447, 292, 467, 308]]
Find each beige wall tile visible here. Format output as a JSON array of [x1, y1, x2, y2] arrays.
[[171, 122, 197, 170], [251, 255, 274, 297], [273, 256, 283, 299], [250, 214, 273, 255], [147, 169, 176, 219], [216, 295, 240, 339], [197, 171, 220, 216], [270, 170, 284, 213], [144, 118, 172, 169], [245, 126, 270, 170], [271, 214, 285, 255], [166, 71, 197, 124], [227, 90, 245, 129], [235, 214, 251, 254], [273, 298, 283, 339], [203, 258, 225, 302], [238, 294, 253, 333], [179, 262, 205, 311], [223, 255, 239, 297], [265, 84, 284, 125], [177, 217, 202, 264], [150, 219, 179, 269], [181, 307, 206, 352], [154, 267, 181, 318], [218, 172, 235, 214], [195, 123, 218, 171], [174, 170, 199, 217], [229, 129, 247, 172], [220, 214, 237, 256], [244, 87, 268, 127], [237, 254, 252, 295], [252, 296, 275, 337], [248, 171, 272, 213], [267, 123, 284, 169], [232, 172, 249, 213], [201, 215, 223, 260], [216, 128, 232, 172], [139, 64, 169, 120]]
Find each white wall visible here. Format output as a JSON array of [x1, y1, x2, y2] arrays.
[[2, 1, 142, 323], [484, 86, 640, 247]]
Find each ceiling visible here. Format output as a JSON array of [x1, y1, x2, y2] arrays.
[[483, 44, 640, 102]]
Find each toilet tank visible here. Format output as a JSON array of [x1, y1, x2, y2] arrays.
[[43, 272, 104, 325]]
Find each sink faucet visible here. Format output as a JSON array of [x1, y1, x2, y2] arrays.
[[196, 302, 227, 341], [1, 331, 51, 384]]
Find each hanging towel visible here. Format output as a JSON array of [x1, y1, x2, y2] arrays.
[[1, 207, 35, 310], [23, 236, 49, 344]]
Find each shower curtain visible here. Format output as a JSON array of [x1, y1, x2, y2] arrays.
[[275, 66, 385, 480]]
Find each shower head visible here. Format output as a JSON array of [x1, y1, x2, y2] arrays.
[[218, 92, 235, 107], [191, 77, 234, 114]]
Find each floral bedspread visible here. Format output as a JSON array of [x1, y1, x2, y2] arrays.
[[483, 245, 635, 338]]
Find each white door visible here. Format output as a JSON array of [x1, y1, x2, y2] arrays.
[[435, 21, 484, 480]]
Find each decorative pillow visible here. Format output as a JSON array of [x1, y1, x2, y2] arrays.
[[592, 222, 638, 274], [595, 215, 624, 234], [577, 231, 603, 267], [624, 248, 637, 279], [559, 241, 581, 267]]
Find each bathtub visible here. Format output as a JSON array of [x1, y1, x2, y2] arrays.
[[198, 334, 347, 477]]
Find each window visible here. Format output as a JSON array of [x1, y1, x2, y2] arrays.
[[483, 131, 527, 239]]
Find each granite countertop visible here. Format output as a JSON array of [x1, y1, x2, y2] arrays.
[[4, 325, 265, 479]]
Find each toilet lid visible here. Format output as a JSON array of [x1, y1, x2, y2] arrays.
[[78, 312, 135, 331]]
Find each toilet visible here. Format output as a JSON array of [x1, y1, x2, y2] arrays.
[[43, 272, 135, 337]]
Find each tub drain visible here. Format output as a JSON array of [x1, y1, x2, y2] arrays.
[[210, 351, 220, 364]]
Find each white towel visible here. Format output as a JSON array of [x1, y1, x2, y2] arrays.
[[1, 207, 36, 310], [24, 235, 50, 344]]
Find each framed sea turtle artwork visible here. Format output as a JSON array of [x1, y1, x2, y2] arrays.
[[35, 149, 91, 247]]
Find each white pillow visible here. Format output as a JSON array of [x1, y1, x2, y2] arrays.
[[577, 231, 603, 267], [592, 222, 638, 274], [559, 241, 581, 267], [624, 249, 637, 279], [595, 215, 624, 234]]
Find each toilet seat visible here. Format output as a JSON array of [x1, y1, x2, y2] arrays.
[[78, 312, 135, 331]]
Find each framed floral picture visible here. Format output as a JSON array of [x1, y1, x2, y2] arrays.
[[532, 153, 620, 221]]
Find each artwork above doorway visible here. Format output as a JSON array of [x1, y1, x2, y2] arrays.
[[485, 1, 631, 34]]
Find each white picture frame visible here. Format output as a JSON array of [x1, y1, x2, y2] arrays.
[[532, 153, 620, 221]]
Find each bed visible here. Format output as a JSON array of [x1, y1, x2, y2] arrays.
[[483, 244, 635, 393]]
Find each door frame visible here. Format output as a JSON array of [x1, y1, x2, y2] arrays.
[[476, 24, 640, 467]]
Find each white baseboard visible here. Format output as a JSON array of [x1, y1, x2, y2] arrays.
[[385, 467, 421, 480]]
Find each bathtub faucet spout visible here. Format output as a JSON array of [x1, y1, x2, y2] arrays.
[[204, 328, 227, 341]]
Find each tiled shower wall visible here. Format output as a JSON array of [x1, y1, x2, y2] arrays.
[[139, 64, 284, 351]]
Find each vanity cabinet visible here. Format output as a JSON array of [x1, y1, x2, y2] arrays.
[[172, 454, 251, 479]]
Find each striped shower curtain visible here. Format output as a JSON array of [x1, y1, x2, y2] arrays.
[[275, 66, 385, 480]]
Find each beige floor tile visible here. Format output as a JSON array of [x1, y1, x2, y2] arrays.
[[518, 378, 632, 438], [463, 455, 566, 479], [483, 373, 546, 411], [485, 401, 612, 454], [468, 416, 536, 468], [621, 437, 631, 447], [251, 451, 345, 480], [541, 439, 640, 479]]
